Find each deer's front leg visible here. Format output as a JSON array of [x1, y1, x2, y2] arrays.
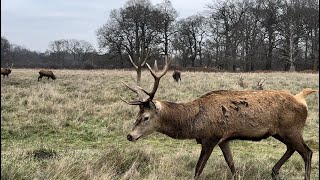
[[194, 139, 218, 180], [219, 141, 238, 180]]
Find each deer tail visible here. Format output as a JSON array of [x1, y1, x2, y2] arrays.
[[295, 88, 318, 99], [294, 88, 318, 107]]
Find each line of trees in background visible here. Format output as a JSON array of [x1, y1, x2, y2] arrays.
[[1, 37, 103, 69], [1, 0, 319, 71]]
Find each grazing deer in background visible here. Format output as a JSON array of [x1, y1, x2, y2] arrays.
[[172, 70, 181, 83], [1, 63, 13, 78], [238, 76, 248, 88], [38, 70, 56, 81], [122, 56, 317, 180]]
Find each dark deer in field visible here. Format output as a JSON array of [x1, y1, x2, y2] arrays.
[[1, 63, 13, 78], [172, 70, 181, 83], [38, 70, 56, 81], [238, 76, 248, 88], [122, 56, 317, 180]]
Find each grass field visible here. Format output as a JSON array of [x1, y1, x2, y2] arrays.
[[1, 69, 319, 180]]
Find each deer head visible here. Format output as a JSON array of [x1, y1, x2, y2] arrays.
[[122, 55, 171, 141], [238, 76, 248, 88], [256, 79, 265, 90]]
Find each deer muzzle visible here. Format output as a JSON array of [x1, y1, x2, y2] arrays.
[[127, 134, 140, 141]]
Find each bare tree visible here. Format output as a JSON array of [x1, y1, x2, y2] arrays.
[[174, 15, 206, 67], [128, 49, 150, 85], [260, 0, 282, 70], [236, 0, 265, 71], [306, 0, 319, 71], [48, 40, 69, 67], [207, 1, 246, 71], [277, 0, 305, 71], [97, 0, 168, 80], [68, 39, 95, 64], [1, 37, 12, 66], [155, 0, 178, 55], [97, 10, 126, 67]]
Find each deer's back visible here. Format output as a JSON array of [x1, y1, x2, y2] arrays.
[[39, 70, 53, 75], [192, 90, 308, 138]]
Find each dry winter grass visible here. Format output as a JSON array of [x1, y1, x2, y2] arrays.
[[1, 68, 319, 180]]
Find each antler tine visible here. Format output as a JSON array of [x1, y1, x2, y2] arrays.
[[142, 55, 172, 100], [158, 55, 171, 77], [122, 82, 144, 100], [120, 96, 144, 105], [123, 82, 138, 94], [145, 55, 171, 79], [258, 79, 265, 85]]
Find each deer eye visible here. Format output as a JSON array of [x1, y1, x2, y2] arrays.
[[143, 117, 149, 121]]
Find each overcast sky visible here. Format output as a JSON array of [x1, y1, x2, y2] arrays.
[[1, 0, 214, 52]]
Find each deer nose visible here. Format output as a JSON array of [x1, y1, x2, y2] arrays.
[[127, 134, 133, 141]]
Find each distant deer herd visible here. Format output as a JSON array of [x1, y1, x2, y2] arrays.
[[2, 62, 266, 90], [1, 64, 57, 81], [1, 55, 318, 180]]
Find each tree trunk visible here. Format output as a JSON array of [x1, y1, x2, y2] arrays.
[[313, 44, 319, 71], [266, 44, 273, 70], [313, 30, 319, 71], [265, 29, 273, 70], [137, 66, 142, 86]]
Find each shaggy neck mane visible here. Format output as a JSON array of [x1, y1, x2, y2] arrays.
[[156, 101, 200, 139]]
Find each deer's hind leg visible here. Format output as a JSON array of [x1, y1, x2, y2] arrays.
[[271, 134, 295, 179], [288, 136, 312, 180], [273, 133, 312, 180]]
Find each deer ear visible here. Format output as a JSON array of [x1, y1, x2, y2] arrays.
[[153, 101, 162, 113]]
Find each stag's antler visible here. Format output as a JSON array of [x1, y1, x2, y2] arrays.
[[139, 55, 171, 101], [6, 63, 13, 68], [122, 55, 171, 105], [121, 82, 145, 102], [257, 79, 265, 86]]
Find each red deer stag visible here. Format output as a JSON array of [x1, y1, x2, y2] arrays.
[[238, 76, 248, 88], [256, 79, 265, 90], [122, 56, 317, 180], [1, 63, 13, 78], [38, 70, 56, 81]]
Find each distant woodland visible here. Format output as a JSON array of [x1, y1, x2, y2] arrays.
[[1, 0, 319, 71]]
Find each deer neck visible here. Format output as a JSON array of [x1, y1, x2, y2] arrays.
[[154, 100, 201, 139]]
